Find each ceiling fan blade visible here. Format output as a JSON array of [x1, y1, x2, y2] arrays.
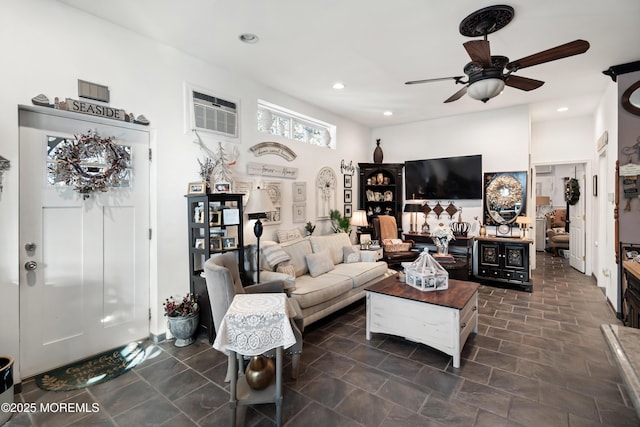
[[463, 40, 492, 67], [507, 39, 590, 71], [405, 76, 464, 85], [505, 75, 545, 91], [444, 86, 468, 103]]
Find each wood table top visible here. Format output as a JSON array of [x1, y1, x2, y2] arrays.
[[366, 274, 479, 310]]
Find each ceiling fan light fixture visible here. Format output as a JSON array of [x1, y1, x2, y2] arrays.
[[467, 78, 505, 102]]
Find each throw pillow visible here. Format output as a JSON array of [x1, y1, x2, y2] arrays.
[[305, 250, 335, 277], [276, 228, 302, 243], [276, 262, 296, 278], [262, 245, 290, 269], [343, 246, 360, 264]]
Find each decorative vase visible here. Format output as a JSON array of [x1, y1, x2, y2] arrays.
[[167, 312, 199, 347], [376, 173, 384, 185], [373, 139, 383, 164], [434, 237, 449, 255], [245, 355, 275, 390], [479, 224, 487, 237]]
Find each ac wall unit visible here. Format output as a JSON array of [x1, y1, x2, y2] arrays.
[[537, 165, 553, 174], [190, 88, 238, 138]]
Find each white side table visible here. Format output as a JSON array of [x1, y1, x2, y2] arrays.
[[213, 293, 296, 427]]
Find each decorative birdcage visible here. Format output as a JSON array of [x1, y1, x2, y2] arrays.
[[404, 249, 449, 292]]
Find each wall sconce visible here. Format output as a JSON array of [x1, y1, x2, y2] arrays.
[[340, 160, 355, 175], [0, 156, 10, 192]]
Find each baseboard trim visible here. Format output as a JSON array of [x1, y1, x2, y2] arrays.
[[151, 332, 166, 343]]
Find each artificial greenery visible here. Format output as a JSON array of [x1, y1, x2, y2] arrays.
[[329, 209, 351, 234], [163, 293, 200, 317], [564, 178, 580, 205], [304, 221, 316, 235]]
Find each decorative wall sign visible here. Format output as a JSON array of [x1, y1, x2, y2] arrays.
[[233, 179, 253, 205], [250, 142, 297, 161], [340, 160, 355, 175], [247, 162, 298, 179], [293, 203, 306, 223], [31, 94, 150, 125]]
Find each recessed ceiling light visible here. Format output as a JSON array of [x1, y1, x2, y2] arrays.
[[239, 33, 259, 44], [383, 111, 393, 116], [557, 107, 569, 112], [332, 82, 345, 90]]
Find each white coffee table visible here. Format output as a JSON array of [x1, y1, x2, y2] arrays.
[[365, 275, 478, 368]]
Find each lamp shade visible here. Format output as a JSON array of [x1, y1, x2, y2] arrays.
[[403, 203, 422, 213], [467, 78, 505, 102], [245, 187, 275, 218], [350, 210, 368, 227], [515, 216, 532, 226]]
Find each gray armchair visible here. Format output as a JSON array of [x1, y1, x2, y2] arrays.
[[204, 252, 303, 380]]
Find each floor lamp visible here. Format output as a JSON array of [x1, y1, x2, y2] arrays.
[[245, 187, 276, 284]]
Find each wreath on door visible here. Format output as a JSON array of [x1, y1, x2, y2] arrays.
[[564, 178, 580, 205], [49, 131, 130, 196]]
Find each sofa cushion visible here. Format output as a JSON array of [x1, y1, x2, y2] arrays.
[[262, 244, 290, 270], [331, 261, 389, 288], [290, 273, 353, 309], [310, 233, 352, 265], [277, 228, 302, 243], [276, 262, 296, 279], [343, 246, 360, 263], [305, 250, 335, 277], [281, 238, 313, 277]]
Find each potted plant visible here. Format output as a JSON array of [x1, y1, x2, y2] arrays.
[[329, 209, 351, 234], [163, 292, 200, 347], [304, 221, 316, 236]]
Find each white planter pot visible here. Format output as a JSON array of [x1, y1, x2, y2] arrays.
[[167, 313, 200, 347]]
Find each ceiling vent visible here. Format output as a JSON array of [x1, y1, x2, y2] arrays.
[[186, 84, 238, 138]]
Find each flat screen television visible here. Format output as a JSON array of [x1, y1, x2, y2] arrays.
[[405, 155, 483, 200]]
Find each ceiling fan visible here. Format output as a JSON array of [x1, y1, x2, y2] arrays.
[[405, 5, 590, 103]]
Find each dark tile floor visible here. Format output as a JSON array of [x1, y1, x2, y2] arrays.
[[9, 252, 640, 426]]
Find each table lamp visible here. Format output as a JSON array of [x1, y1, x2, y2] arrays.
[[350, 210, 368, 243], [404, 203, 422, 233], [245, 187, 276, 283], [515, 216, 532, 239]]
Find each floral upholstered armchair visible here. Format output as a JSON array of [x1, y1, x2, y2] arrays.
[[545, 209, 570, 256]]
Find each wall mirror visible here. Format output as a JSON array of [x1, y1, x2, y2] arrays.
[[622, 80, 640, 116], [483, 171, 527, 225]]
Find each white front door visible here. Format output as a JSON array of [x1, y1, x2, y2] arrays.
[[19, 108, 150, 378], [569, 168, 586, 273]]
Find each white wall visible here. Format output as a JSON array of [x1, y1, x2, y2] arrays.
[[0, 0, 371, 382], [372, 105, 531, 233]]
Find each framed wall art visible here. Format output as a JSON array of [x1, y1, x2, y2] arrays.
[[344, 174, 352, 188], [344, 189, 352, 203], [293, 181, 306, 202], [344, 204, 352, 217], [263, 180, 282, 225], [222, 237, 237, 249], [293, 203, 306, 223]]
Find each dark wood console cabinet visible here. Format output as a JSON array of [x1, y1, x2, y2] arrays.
[[623, 261, 640, 328], [475, 236, 532, 292]]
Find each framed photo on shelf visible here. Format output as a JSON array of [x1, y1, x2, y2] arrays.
[[344, 204, 352, 218], [344, 189, 352, 203], [344, 174, 352, 188], [210, 237, 222, 251], [293, 181, 306, 202], [209, 211, 221, 226], [188, 181, 207, 194], [222, 237, 237, 249], [195, 238, 205, 250], [293, 203, 306, 223], [214, 182, 231, 193]]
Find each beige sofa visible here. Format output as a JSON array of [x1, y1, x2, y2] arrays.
[[260, 233, 394, 328]]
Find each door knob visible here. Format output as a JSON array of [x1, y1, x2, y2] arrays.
[[24, 261, 37, 271]]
